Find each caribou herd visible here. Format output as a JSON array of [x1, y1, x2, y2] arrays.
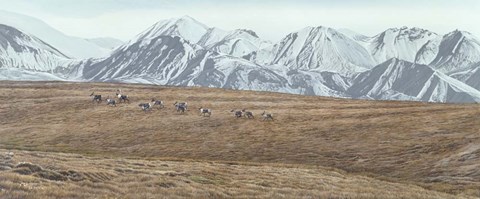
[[90, 90, 274, 121]]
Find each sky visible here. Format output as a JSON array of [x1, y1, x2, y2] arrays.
[[0, 0, 479, 42]]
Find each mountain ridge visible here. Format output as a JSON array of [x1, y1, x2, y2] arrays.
[[0, 10, 114, 59], [1, 14, 480, 103]]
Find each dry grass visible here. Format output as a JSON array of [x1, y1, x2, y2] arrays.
[[0, 149, 472, 199], [0, 81, 480, 197]]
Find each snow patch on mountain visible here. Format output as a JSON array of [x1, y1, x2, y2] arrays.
[[0, 24, 69, 72], [197, 27, 228, 47], [415, 37, 442, 65], [0, 68, 64, 81], [449, 62, 480, 90], [348, 58, 480, 103], [286, 70, 351, 96], [0, 10, 112, 59], [206, 29, 272, 57], [366, 27, 440, 64], [337, 28, 369, 42]]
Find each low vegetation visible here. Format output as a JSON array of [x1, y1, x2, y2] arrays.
[[0, 81, 479, 197], [0, 150, 471, 199]]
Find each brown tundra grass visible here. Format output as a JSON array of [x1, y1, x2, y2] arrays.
[[0, 81, 479, 198], [0, 149, 473, 199]]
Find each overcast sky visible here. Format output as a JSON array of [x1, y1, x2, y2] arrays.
[[0, 0, 479, 42]]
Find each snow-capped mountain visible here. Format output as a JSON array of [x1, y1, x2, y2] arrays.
[[347, 58, 480, 103], [68, 34, 292, 93], [0, 24, 69, 72], [79, 35, 208, 82], [130, 16, 209, 45], [175, 55, 290, 92], [0, 10, 112, 59], [253, 26, 375, 74], [429, 30, 480, 73], [87, 37, 124, 50], [2, 13, 480, 103], [66, 29, 352, 97], [205, 29, 271, 57], [130, 17, 271, 58], [365, 27, 440, 64]]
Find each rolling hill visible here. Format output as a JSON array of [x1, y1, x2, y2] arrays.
[[1, 81, 479, 197], [0, 149, 470, 199]]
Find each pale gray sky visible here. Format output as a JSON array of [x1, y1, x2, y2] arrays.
[[0, 0, 479, 41]]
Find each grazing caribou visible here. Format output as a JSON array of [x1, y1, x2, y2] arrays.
[[230, 110, 243, 118], [198, 107, 212, 117], [138, 103, 152, 112], [242, 109, 254, 119], [175, 104, 186, 113], [174, 101, 188, 111], [90, 92, 102, 103], [261, 111, 274, 121], [151, 99, 164, 109], [105, 96, 116, 107], [116, 89, 129, 103]]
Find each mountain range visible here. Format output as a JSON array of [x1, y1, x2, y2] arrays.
[[1, 11, 480, 103]]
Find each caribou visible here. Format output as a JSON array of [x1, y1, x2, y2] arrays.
[[138, 103, 152, 112], [151, 99, 164, 109], [90, 92, 102, 103], [261, 111, 274, 121], [105, 96, 116, 107], [230, 110, 243, 118], [175, 104, 186, 113], [174, 101, 188, 111], [198, 107, 212, 117], [242, 109, 254, 119], [116, 89, 129, 103]]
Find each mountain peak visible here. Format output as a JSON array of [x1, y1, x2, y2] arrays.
[[265, 25, 374, 74], [232, 29, 259, 38], [0, 24, 66, 57], [294, 26, 337, 38], [0, 24, 70, 71], [429, 29, 480, 72], [178, 15, 195, 20], [380, 58, 415, 69], [173, 15, 207, 27], [0, 10, 111, 58], [305, 26, 331, 31], [369, 27, 440, 64], [135, 15, 210, 43], [444, 29, 476, 40], [159, 15, 209, 29], [384, 26, 436, 35]]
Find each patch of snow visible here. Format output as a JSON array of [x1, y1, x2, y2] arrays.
[[0, 68, 64, 81]]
